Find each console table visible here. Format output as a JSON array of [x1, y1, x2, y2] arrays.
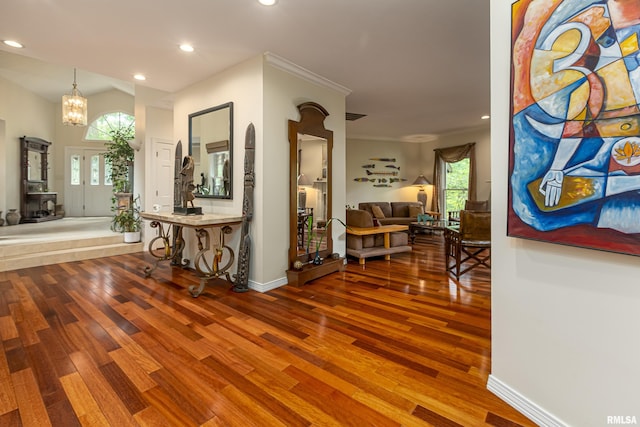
[[20, 136, 62, 223], [23, 192, 61, 222], [140, 211, 244, 297]]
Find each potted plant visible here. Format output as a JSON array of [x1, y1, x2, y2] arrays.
[[103, 122, 135, 194], [307, 217, 349, 265], [103, 121, 137, 239], [111, 195, 142, 243]]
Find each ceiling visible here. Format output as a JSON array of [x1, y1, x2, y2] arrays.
[[0, 0, 490, 142]]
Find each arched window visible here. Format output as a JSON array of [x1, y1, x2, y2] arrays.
[[85, 112, 135, 141]]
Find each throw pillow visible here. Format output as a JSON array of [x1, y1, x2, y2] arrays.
[[409, 205, 424, 218], [371, 205, 386, 219]]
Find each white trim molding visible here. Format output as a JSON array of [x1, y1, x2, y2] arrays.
[[264, 52, 352, 96], [248, 276, 288, 293], [487, 375, 569, 427]]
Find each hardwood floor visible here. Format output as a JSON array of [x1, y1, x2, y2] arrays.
[[0, 235, 534, 426]]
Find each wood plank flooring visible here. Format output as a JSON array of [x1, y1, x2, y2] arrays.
[[0, 235, 534, 426]]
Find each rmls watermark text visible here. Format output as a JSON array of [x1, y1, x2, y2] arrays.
[[607, 416, 638, 425]]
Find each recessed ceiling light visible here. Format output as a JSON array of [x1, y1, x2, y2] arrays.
[[481, 115, 490, 120], [179, 44, 194, 52], [259, 0, 278, 5], [134, 74, 146, 81], [3, 40, 23, 48]]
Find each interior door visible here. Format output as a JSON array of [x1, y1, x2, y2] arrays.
[[65, 147, 112, 216], [152, 139, 174, 211]]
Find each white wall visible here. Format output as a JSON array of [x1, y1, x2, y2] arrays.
[[490, 2, 640, 426]]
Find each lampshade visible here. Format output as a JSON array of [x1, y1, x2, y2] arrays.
[[412, 174, 431, 207], [412, 174, 431, 186], [62, 68, 88, 126], [298, 174, 313, 186]]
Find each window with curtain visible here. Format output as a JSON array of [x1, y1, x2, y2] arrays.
[[445, 158, 470, 214], [432, 143, 477, 215]]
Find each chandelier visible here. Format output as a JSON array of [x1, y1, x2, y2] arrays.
[[62, 68, 88, 126]]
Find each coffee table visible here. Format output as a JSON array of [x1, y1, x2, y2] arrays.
[[346, 224, 409, 264], [409, 220, 455, 244]]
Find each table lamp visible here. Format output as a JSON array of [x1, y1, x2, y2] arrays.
[[412, 174, 431, 208], [298, 173, 312, 208]]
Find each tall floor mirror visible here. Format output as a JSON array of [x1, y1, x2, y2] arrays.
[[286, 102, 343, 286]]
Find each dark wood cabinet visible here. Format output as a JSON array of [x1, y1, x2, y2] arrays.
[[20, 136, 62, 223]]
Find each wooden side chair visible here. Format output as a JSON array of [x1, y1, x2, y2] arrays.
[[297, 207, 313, 248], [445, 210, 491, 278], [464, 199, 490, 212], [448, 200, 489, 224]]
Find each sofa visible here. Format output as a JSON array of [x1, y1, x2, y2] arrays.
[[346, 209, 412, 264], [357, 202, 438, 226]]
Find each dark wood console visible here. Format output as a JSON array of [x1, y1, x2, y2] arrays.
[[20, 136, 62, 223], [286, 257, 345, 287]]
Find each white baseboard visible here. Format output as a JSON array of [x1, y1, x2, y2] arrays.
[[248, 276, 288, 293], [487, 375, 568, 427]]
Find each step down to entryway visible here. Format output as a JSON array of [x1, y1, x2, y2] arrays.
[[0, 217, 144, 272], [0, 236, 144, 272]]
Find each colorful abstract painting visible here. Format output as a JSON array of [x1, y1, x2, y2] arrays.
[[509, 0, 640, 256]]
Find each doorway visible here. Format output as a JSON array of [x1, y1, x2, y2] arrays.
[[64, 147, 112, 217]]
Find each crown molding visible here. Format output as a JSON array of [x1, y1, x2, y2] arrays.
[[264, 52, 351, 96]]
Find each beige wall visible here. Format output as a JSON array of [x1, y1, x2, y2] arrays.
[[0, 76, 55, 214], [262, 58, 347, 289], [490, 1, 640, 426], [0, 76, 139, 216], [172, 55, 262, 287], [346, 125, 490, 212], [346, 138, 423, 207], [171, 53, 347, 290], [53, 89, 134, 206]]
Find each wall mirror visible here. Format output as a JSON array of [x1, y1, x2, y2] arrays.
[[288, 102, 333, 268], [189, 102, 233, 199], [27, 150, 43, 181]]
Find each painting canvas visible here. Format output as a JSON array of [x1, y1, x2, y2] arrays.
[[509, 0, 640, 256]]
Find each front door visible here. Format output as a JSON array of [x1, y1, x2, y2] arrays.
[[65, 147, 112, 217]]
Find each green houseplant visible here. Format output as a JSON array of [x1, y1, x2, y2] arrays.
[[111, 195, 142, 242], [103, 123, 135, 194], [103, 119, 137, 240]]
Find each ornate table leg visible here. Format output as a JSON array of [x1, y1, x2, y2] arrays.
[[190, 225, 236, 297], [144, 221, 189, 277]]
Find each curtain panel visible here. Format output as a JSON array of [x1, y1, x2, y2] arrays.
[[432, 142, 477, 214]]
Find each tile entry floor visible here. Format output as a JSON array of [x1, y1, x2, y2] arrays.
[[0, 217, 116, 246]]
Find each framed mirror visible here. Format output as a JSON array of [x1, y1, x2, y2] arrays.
[[189, 102, 233, 199], [27, 150, 43, 181], [288, 102, 333, 268]]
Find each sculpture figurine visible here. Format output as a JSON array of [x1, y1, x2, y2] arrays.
[[173, 153, 202, 215], [180, 156, 196, 208]]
